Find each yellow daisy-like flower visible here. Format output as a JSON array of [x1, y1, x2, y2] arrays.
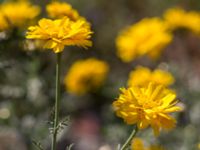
[[64, 58, 109, 95], [113, 82, 182, 136], [127, 66, 174, 87], [163, 7, 200, 34], [116, 17, 173, 62], [26, 17, 93, 53], [132, 138, 165, 150], [0, 12, 9, 31], [0, 1, 40, 27], [46, 2, 79, 21]]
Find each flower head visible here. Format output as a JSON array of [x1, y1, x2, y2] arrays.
[[132, 138, 145, 150], [128, 66, 174, 87], [26, 17, 93, 53], [0, 1, 40, 27], [46, 2, 79, 21], [64, 58, 109, 95], [116, 18, 172, 62], [163, 7, 200, 34], [132, 138, 165, 150], [113, 83, 182, 136]]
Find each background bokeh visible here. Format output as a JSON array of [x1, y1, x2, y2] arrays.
[[0, 0, 200, 150]]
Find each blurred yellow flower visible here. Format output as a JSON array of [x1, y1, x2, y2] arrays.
[[113, 82, 182, 136], [132, 138, 145, 150], [132, 138, 164, 150], [64, 58, 109, 95], [164, 7, 200, 34], [26, 17, 93, 53], [0, 12, 9, 31], [0, 1, 40, 27], [116, 18, 172, 62], [46, 2, 80, 21], [127, 66, 174, 87]]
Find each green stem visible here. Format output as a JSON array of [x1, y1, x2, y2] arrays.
[[120, 126, 138, 150], [51, 52, 62, 150]]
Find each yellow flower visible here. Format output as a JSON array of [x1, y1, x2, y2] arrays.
[[46, 2, 80, 21], [127, 66, 174, 87], [163, 7, 200, 34], [64, 58, 109, 95], [26, 17, 93, 53], [116, 18, 172, 62], [0, 12, 9, 31], [132, 138, 164, 150], [113, 82, 182, 136], [132, 138, 145, 150], [0, 1, 40, 27]]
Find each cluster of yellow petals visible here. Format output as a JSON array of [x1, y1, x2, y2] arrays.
[[116, 18, 172, 62], [26, 17, 93, 53], [127, 66, 174, 87], [132, 138, 164, 150], [46, 2, 79, 21], [112, 82, 182, 136], [64, 58, 109, 95], [0, 1, 40, 28], [164, 7, 200, 34]]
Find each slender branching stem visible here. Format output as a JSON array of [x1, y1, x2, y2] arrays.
[[120, 126, 138, 150], [51, 52, 62, 150]]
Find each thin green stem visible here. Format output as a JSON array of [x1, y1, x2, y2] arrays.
[[51, 52, 62, 150], [120, 126, 138, 150]]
